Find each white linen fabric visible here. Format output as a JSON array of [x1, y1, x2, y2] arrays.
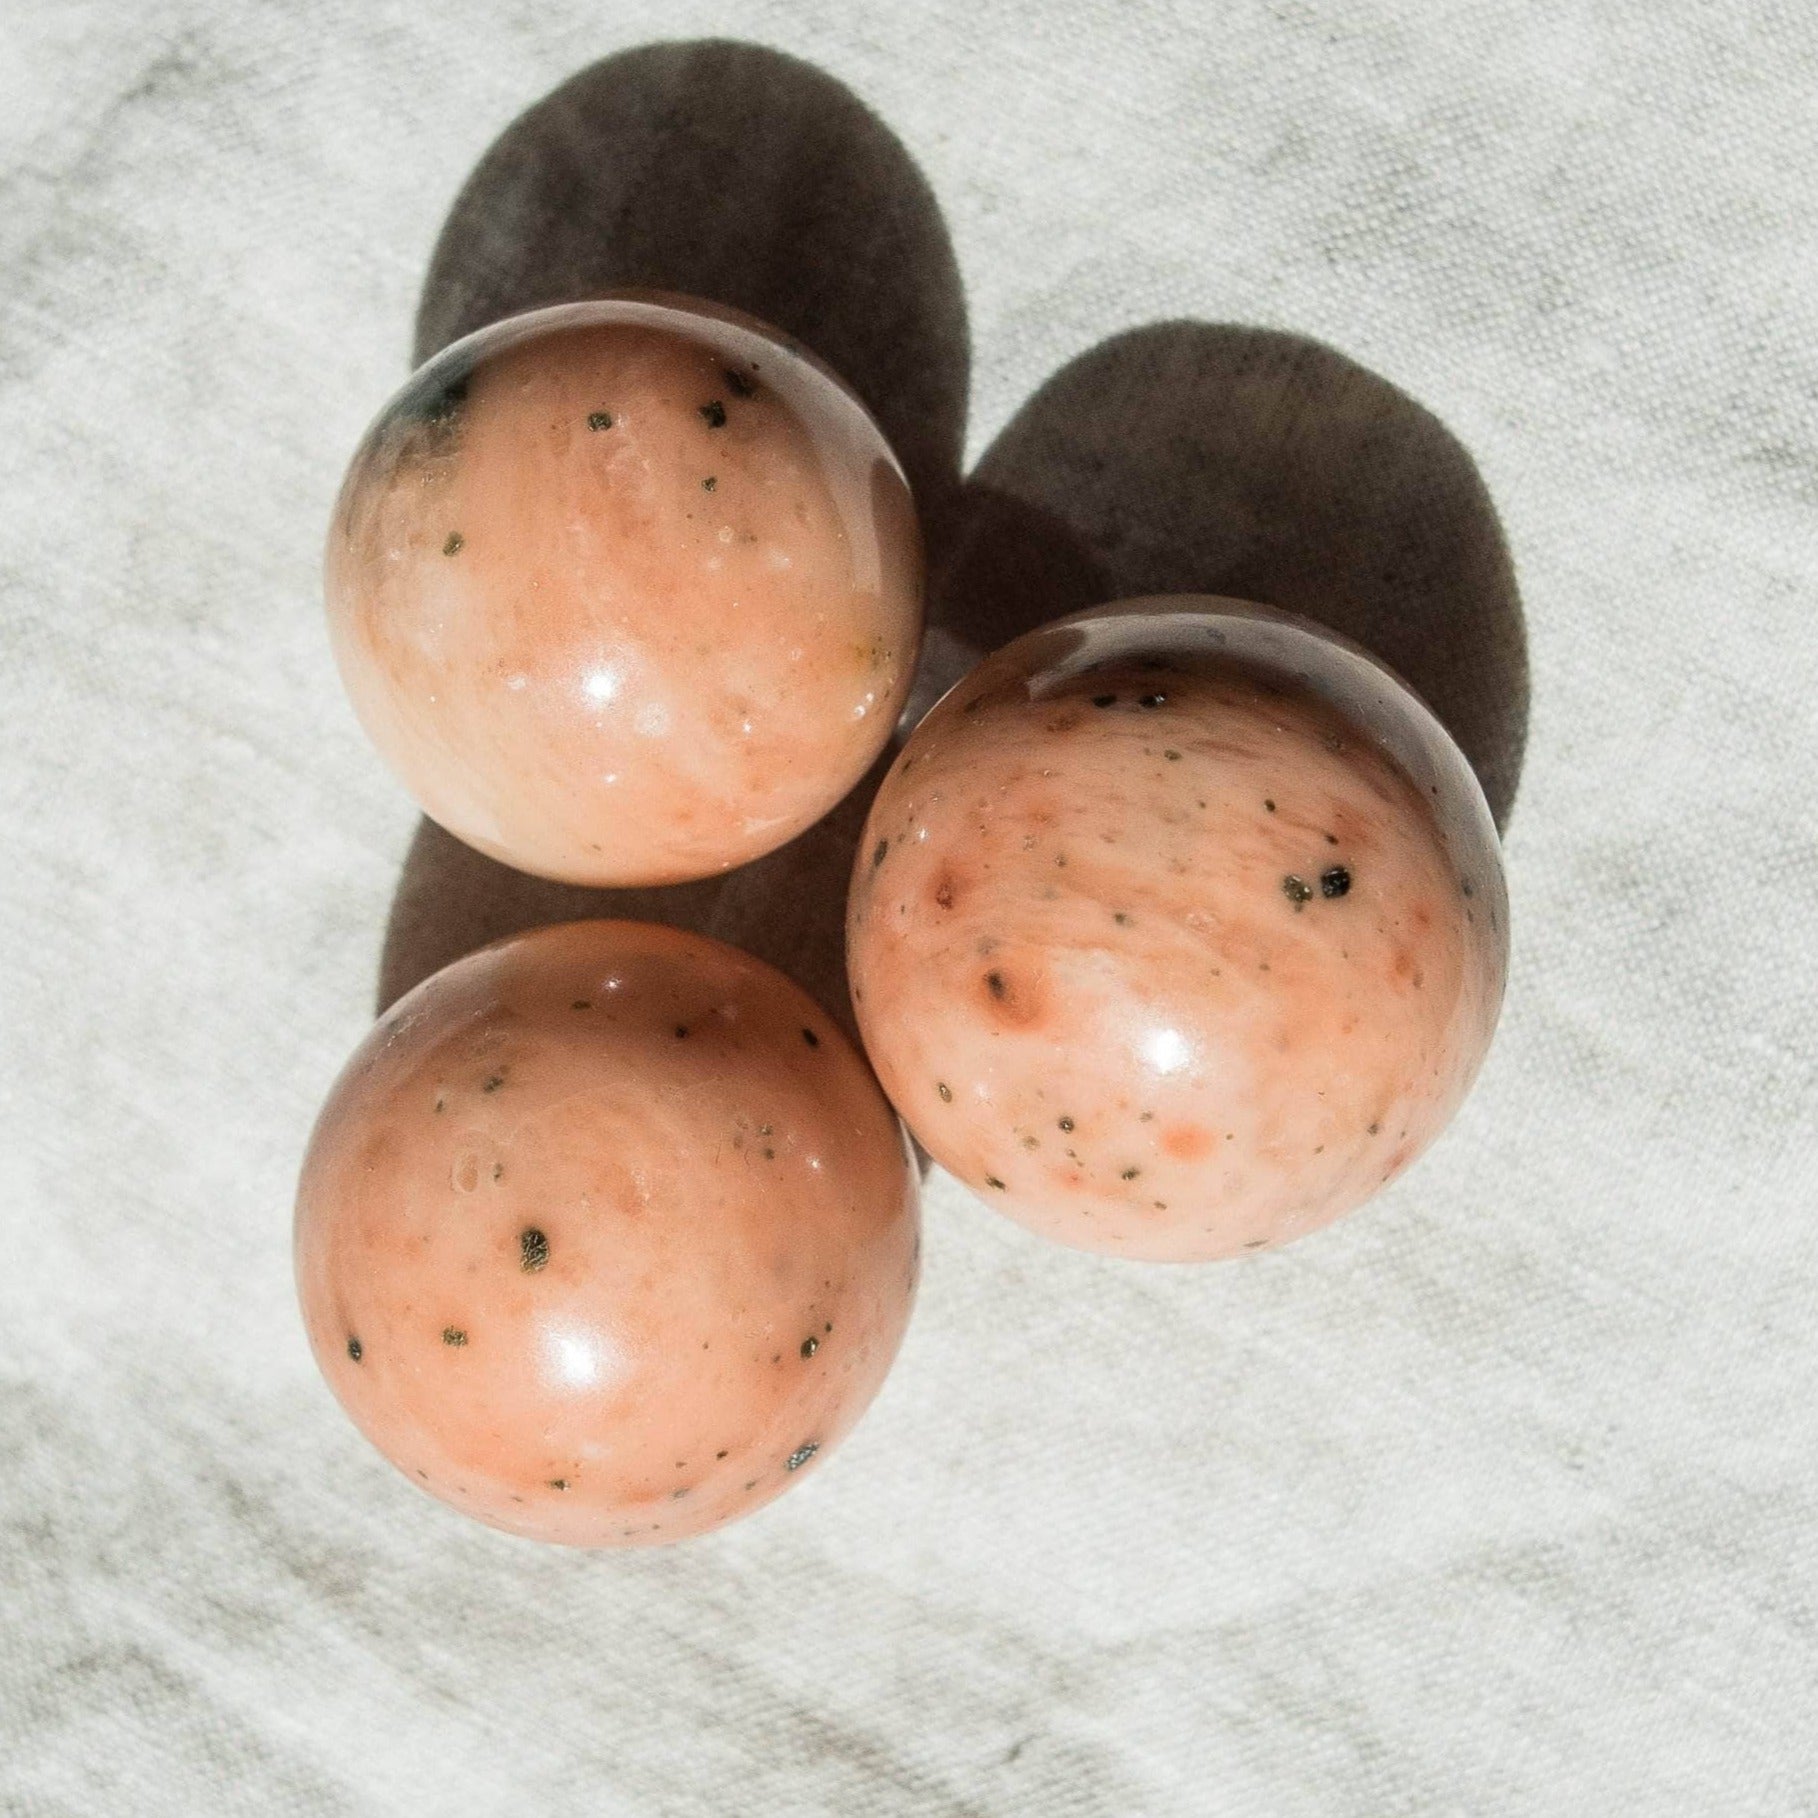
[[2, 2, 1814, 1813]]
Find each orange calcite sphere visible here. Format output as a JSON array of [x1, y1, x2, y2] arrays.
[[295, 921, 919, 1546], [326, 296, 923, 885], [847, 598, 1507, 1262]]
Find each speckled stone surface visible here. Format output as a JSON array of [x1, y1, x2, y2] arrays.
[[297, 920, 917, 1545], [849, 601, 1506, 1260], [327, 297, 921, 885]]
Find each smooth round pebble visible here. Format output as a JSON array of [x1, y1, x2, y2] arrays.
[[325, 295, 923, 885], [846, 597, 1507, 1262], [295, 920, 919, 1545]]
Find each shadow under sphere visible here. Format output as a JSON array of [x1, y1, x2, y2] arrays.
[[379, 41, 968, 1021], [414, 38, 967, 519], [933, 323, 1527, 831]]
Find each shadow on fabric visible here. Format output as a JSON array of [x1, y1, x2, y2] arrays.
[[378, 40, 1527, 1027], [934, 325, 1526, 827]]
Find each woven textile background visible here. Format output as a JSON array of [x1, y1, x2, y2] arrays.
[[3, 2, 1815, 1813]]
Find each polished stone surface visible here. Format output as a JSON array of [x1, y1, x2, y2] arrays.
[[848, 599, 1507, 1260], [326, 296, 923, 885], [295, 920, 919, 1545]]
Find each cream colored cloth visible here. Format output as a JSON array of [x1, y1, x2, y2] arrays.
[[3, 4, 1815, 1813]]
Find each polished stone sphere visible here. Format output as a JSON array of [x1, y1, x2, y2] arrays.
[[325, 295, 923, 885], [847, 598, 1507, 1262]]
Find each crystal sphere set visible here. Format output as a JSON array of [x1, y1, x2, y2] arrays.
[[297, 296, 1507, 1546]]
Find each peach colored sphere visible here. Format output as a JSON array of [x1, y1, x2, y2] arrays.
[[295, 920, 919, 1546], [847, 598, 1508, 1263], [325, 296, 923, 885]]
